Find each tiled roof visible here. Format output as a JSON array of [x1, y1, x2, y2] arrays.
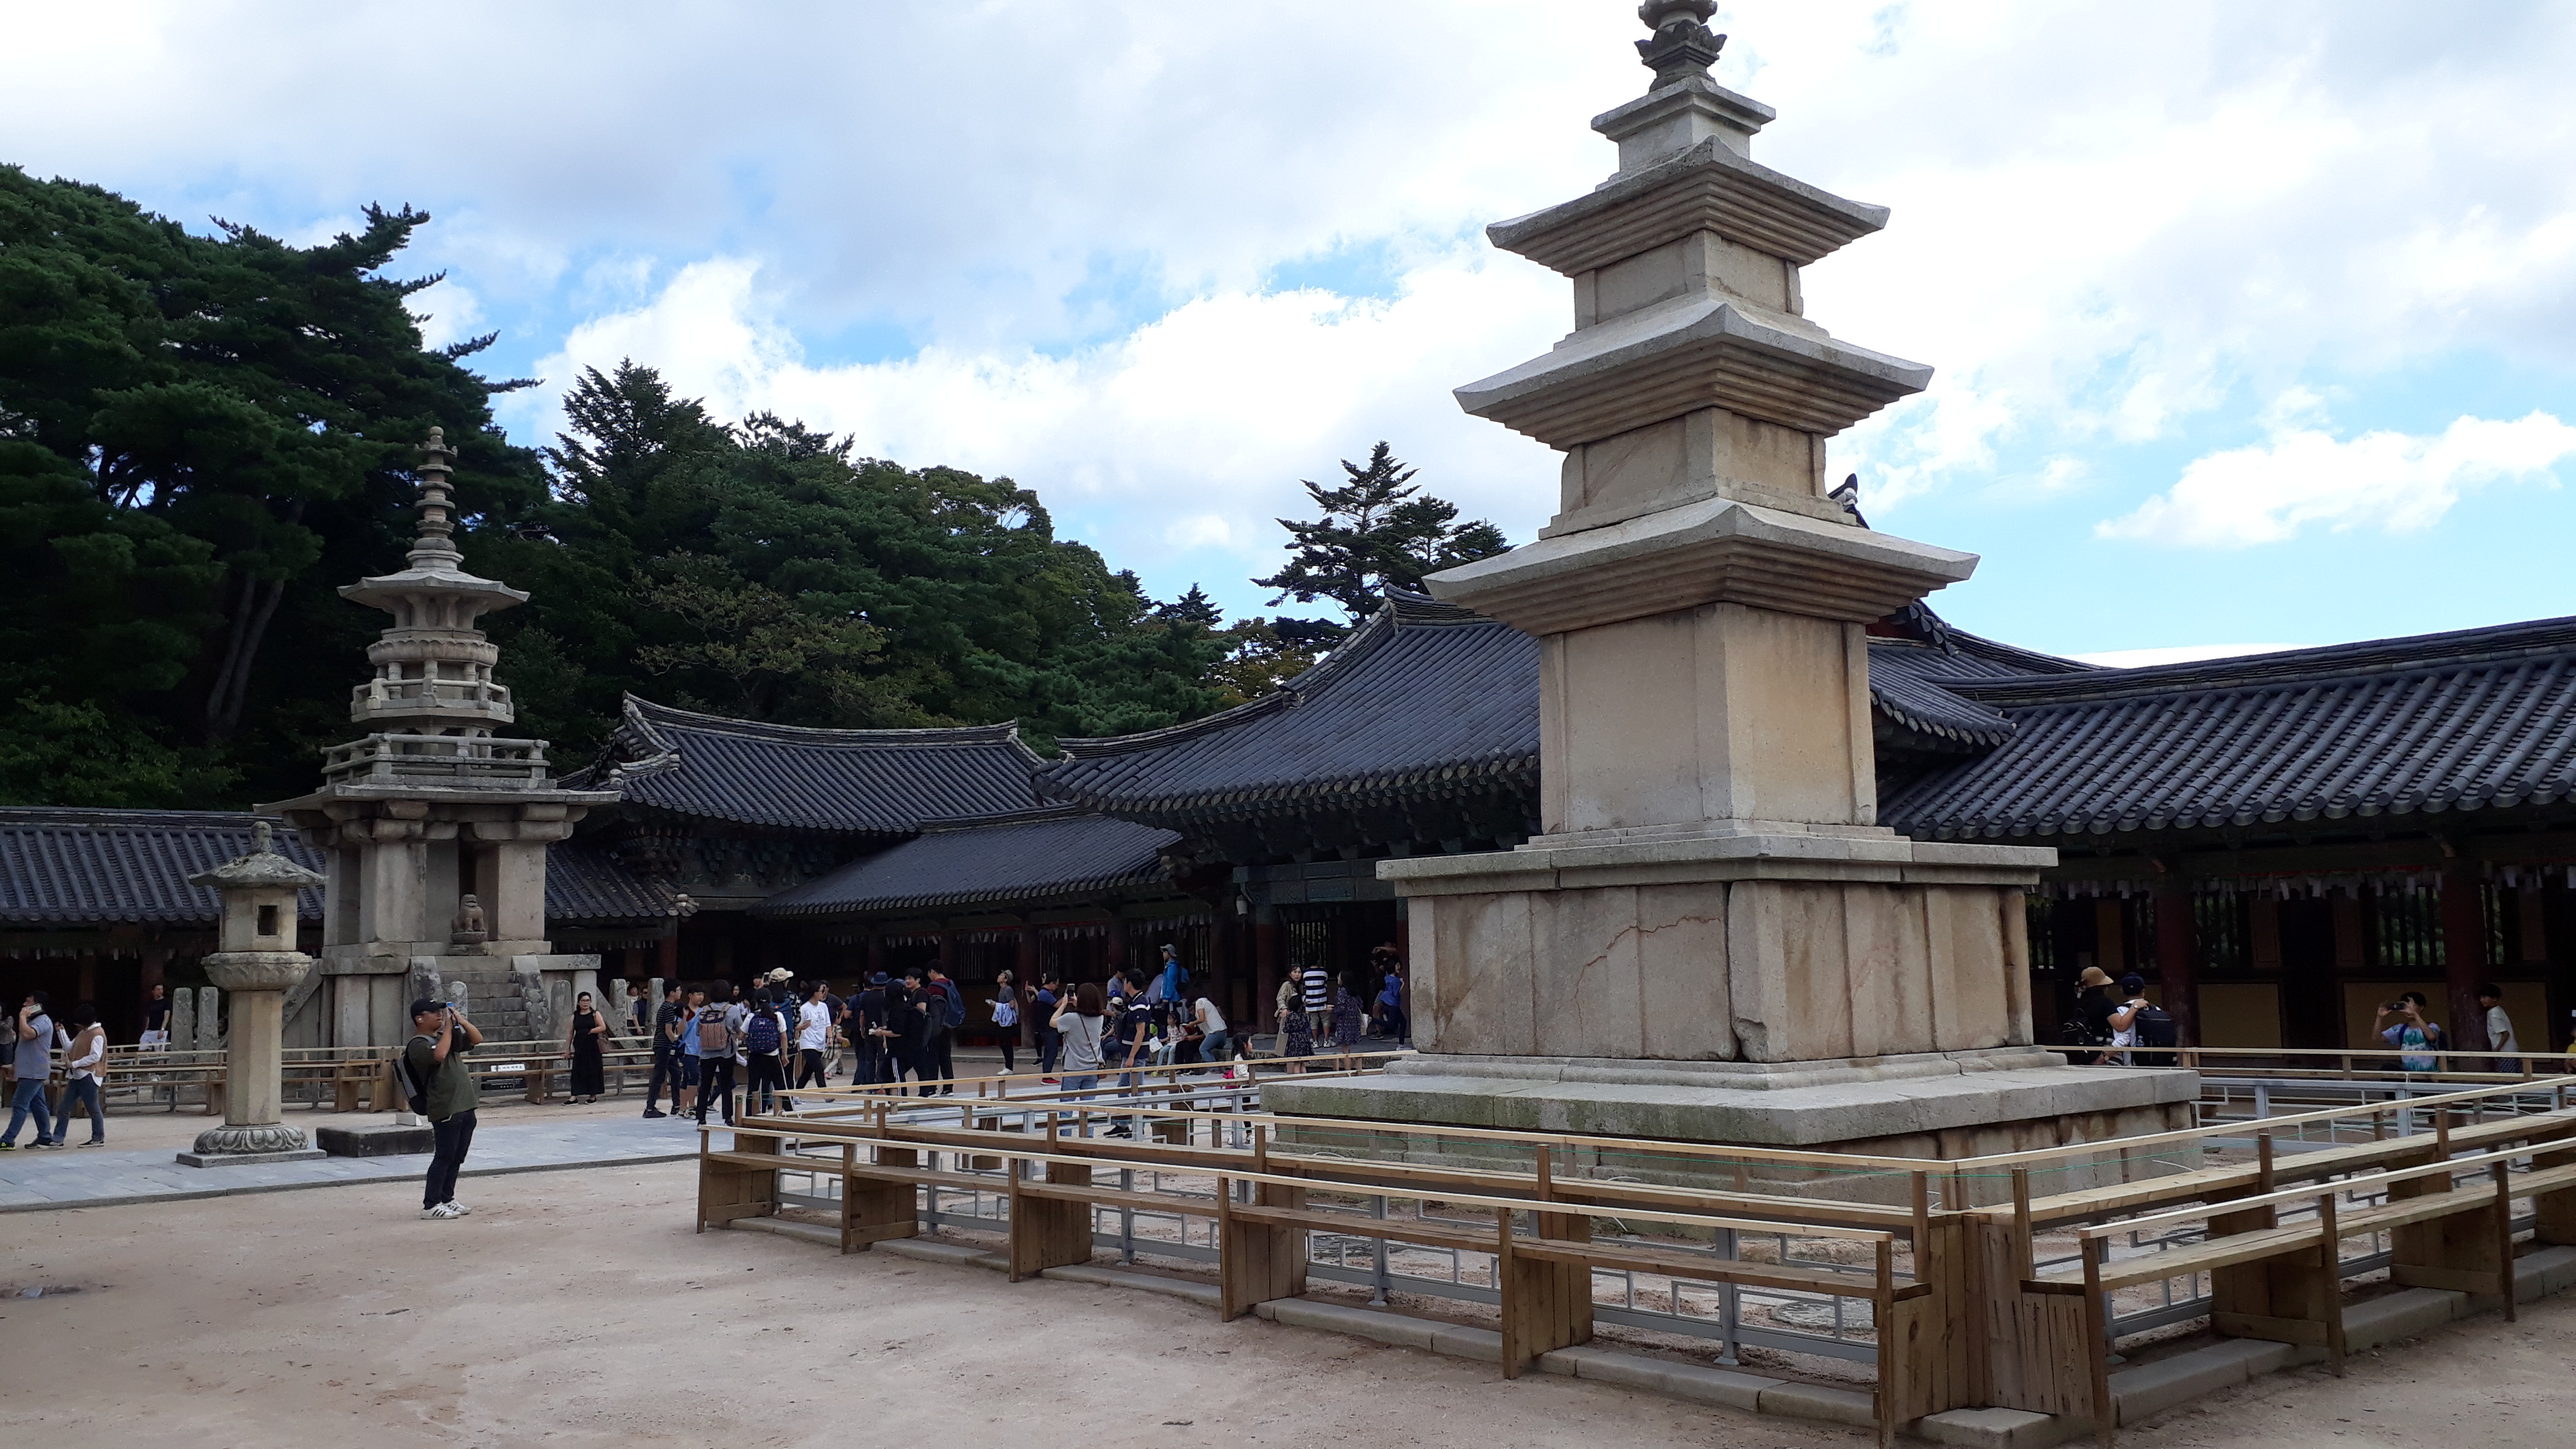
[[545, 837, 676, 924], [1038, 593, 1541, 826], [1869, 643, 2025, 749], [1037, 590, 2091, 829], [756, 807, 1181, 917], [1882, 617, 2576, 840], [586, 696, 1046, 835], [0, 809, 325, 925]]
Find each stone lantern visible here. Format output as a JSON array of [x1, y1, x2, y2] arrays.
[[178, 821, 329, 1166]]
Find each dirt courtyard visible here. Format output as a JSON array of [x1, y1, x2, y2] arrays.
[[4, 1161, 2572, 1448]]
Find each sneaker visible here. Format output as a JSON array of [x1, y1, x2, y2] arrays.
[[77, 1139, 104, 1148], [643, 1109, 668, 1118], [446, 1199, 471, 1215], [0, 1141, 16, 1151], [421, 1203, 463, 1220]]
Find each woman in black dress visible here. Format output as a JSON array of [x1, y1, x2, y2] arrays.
[[568, 990, 608, 1102]]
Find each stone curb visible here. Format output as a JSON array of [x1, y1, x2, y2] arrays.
[[0, 1148, 698, 1214], [1533, 1342, 1781, 1409], [874, 1237, 1009, 1271], [1040, 1264, 1224, 1307]]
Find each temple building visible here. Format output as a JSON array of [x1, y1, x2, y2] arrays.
[[8, 593, 2575, 1055]]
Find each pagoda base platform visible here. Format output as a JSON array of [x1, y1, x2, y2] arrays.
[[1261, 1048, 2200, 1202]]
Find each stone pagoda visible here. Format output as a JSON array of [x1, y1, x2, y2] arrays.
[[1269, 5, 2197, 1156], [268, 429, 617, 1048]]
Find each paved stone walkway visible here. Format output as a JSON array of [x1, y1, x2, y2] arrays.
[[0, 1111, 703, 1212]]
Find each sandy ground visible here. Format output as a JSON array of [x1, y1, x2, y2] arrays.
[[5, 1160, 2573, 1449]]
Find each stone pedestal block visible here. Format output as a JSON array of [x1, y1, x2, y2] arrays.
[[1318, 829, 2200, 1157], [315, 1121, 437, 1157], [1385, 829, 2054, 1064]]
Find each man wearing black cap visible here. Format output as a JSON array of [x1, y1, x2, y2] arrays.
[[845, 973, 891, 1086], [404, 998, 482, 1220]]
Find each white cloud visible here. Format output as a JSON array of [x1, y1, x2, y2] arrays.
[[512, 251, 1568, 605], [410, 278, 485, 352], [12, 0, 2576, 584], [2097, 409, 2576, 547]]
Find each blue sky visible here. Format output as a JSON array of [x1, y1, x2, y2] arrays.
[[10, 1, 2576, 663]]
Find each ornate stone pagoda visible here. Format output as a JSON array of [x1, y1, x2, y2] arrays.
[[268, 430, 618, 1047], [1268, 5, 2198, 1154]]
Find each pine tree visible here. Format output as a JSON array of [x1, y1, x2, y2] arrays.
[[1252, 442, 1508, 625]]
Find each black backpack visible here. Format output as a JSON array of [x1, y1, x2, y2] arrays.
[[392, 1038, 434, 1116], [2058, 1016, 2111, 1049], [2133, 1004, 2178, 1049]]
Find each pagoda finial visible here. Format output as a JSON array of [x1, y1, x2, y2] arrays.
[[253, 819, 273, 855], [1636, 1, 1724, 90], [409, 427, 462, 570]]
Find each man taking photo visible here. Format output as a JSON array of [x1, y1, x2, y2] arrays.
[[404, 998, 483, 1220]]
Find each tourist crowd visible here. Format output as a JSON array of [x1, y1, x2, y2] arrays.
[[619, 945, 1411, 1129]]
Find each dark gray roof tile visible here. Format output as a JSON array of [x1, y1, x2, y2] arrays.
[[546, 837, 676, 924], [1883, 617, 2576, 839], [1037, 593, 1540, 824], [0, 809, 326, 924], [595, 696, 1045, 834], [756, 807, 1180, 917]]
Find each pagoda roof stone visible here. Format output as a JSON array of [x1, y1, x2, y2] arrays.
[[1489, 135, 1888, 276], [1453, 291, 1931, 446]]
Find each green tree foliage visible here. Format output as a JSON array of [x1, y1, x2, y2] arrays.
[[1203, 617, 1332, 710], [473, 363, 1230, 759], [1252, 441, 1508, 627], [4, 167, 1522, 804], [0, 166, 544, 805]]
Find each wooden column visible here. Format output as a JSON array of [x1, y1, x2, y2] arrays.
[[1208, 915, 1236, 1019], [2534, 1127, 2576, 1246], [656, 930, 680, 984], [1219, 1178, 1308, 1319], [866, 932, 885, 980], [2091, 899, 2125, 975], [2439, 858, 2490, 1051], [2331, 891, 2365, 1045], [1008, 1159, 1093, 1278], [1501, 1158, 1595, 1371], [841, 1144, 919, 1252], [1103, 916, 1127, 978], [2154, 882, 2198, 1048], [697, 1132, 780, 1230], [1252, 907, 1281, 1023]]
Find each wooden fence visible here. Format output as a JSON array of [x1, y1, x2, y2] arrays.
[[695, 1063, 2576, 1445]]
